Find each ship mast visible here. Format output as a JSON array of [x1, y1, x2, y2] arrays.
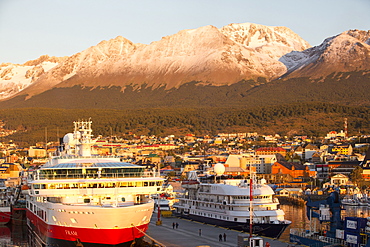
[[249, 163, 253, 239], [74, 119, 93, 156]]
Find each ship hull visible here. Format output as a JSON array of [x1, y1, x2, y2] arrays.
[[176, 213, 289, 239], [0, 207, 11, 225], [26, 200, 154, 247], [27, 210, 149, 247]]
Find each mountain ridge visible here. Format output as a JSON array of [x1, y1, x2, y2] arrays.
[[0, 23, 369, 109], [1, 22, 311, 100]]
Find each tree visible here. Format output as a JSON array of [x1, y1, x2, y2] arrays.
[[350, 166, 363, 186]]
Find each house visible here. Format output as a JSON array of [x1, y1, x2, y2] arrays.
[[223, 154, 257, 176], [160, 165, 175, 177], [256, 147, 287, 156], [311, 152, 322, 164], [327, 160, 359, 176], [330, 174, 349, 186], [330, 143, 353, 156], [360, 147, 370, 180], [256, 173, 293, 185], [28, 146, 47, 158], [271, 158, 315, 181], [276, 188, 303, 197], [0, 163, 23, 187], [295, 144, 319, 161], [181, 163, 201, 177]]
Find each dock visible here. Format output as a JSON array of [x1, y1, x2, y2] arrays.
[[144, 215, 304, 247]]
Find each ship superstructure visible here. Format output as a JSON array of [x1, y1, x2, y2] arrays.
[[174, 170, 291, 239], [25, 120, 164, 247]]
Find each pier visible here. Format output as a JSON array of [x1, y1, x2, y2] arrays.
[[144, 215, 304, 247]]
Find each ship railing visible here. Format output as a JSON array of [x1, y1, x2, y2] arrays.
[[36, 171, 157, 180], [290, 228, 345, 245], [55, 155, 120, 159]]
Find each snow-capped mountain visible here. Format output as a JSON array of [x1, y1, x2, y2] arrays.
[[220, 23, 310, 60], [0, 55, 65, 99], [280, 29, 370, 78], [0, 23, 310, 100], [18, 36, 141, 100], [0, 23, 368, 102]]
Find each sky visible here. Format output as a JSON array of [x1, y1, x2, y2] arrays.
[[0, 0, 369, 64]]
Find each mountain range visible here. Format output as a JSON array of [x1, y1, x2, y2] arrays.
[[0, 22, 369, 109]]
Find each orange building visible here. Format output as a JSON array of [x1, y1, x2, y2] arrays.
[[271, 161, 315, 179]]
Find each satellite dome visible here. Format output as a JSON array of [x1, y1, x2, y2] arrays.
[[63, 133, 74, 144], [214, 163, 225, 176], [74, 131, 81, 139]]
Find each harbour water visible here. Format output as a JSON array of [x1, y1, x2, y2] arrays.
[[1, 205, 369, 246], [280, 204, 370, 243]]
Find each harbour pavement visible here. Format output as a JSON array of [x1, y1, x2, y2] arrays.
[[144, 214, 305, 247]]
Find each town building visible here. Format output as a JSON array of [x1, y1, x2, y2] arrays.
[[28, 146, 47, 158], [271, 154, 316, 181], [330, 143, 353, 156], [256, 147, 287, 156]]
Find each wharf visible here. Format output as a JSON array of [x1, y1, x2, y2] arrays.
[[144, 215, 304, 247]]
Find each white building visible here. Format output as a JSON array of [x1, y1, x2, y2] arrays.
[[257, 154, 277, 174], [224, 154, 263, 173]]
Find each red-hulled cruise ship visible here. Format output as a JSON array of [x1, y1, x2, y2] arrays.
[[25, 120, 164, 246]]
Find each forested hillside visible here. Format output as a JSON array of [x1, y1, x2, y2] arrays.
[[1, 102, 369, 147], [0, 71, 369, 109]]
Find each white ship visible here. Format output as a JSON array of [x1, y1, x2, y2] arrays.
[[173, 167, 291, 239], [25, 120, 164, 247]]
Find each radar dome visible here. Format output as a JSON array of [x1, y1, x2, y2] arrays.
[[63, 133, 74, 144], [214, 163, 225, 176]]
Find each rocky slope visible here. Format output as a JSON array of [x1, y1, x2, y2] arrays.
[[280, 29, 370, 78], [0, 55, 66, 99], [0, 22, 310, 100]]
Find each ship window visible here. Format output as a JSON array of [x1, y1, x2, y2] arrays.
[[70, 218, 77, 223], [33, 184, 40, 189], [105, 183, 115, 188], [144, 182, 148, 186], [84, 199, 90, 203], [234, 218, 237, 222], [52, 216, 57, 222], [48, 184, 56, 189], [121, 197, 125, 202]]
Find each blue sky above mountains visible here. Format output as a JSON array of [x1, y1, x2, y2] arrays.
[[0, 0, 369, 64]]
